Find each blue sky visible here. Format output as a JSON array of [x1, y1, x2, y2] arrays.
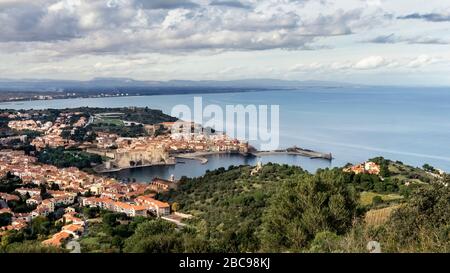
[[0, 0, 449, 86]]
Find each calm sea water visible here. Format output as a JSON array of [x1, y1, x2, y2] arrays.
[[2, 87, 450, 181]]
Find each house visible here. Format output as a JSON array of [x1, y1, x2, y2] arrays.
[[61, 224, 84, 239], [81, 197, 115, 211], [62, 213, 84, 226], [53, 194, 76, 206], [0, 193, 20, 202], [101, 191, 125, 201], [0, 208, 12, 214], [32, 205, 52, 218], [149, 177, 178, 193], [12, 212, 32, 223], [89, 184, 104, 195], [42, 231, 72, 247], [65, 207, 76, 213], [16, 188, 40, 197], [26, 196, 42, 206], [42, 199, 56, 212], [114, 202, 148, 217], [10, 219, 27, 231], [343, 161, 381, 175], [135, 195, 170, 217]]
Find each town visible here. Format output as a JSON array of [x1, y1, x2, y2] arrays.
[[0, 107, 248, 249], [0, 149, 182, 247]]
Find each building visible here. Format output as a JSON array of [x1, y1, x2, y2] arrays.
[[114, 202, 147, 217], [149, 177, 178, 193], [42, 231, 72, 247], [343, 161, 381, 175], [135, 195, 170, 217]]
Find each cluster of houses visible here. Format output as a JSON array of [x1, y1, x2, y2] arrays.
[[80, 194, 170, 218], [42, 208, 85, 247], [94, 121, 248, 156], [0, 150, 175, 246], [6, 111, 89, 150], [343, 161, 381, 175], [8, 119, 53, 132]]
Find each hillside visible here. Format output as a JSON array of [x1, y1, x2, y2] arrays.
[[157, 159, 449, 253]]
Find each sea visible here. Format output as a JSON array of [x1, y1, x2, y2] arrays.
[[2, 86, 450, 182]]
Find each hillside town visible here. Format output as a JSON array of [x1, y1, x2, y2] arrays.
[[0, 149, 180, 246], [0, 108, 237, 248], [3, 109, 249, 171]]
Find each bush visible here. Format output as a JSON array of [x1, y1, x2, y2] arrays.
[[308, 231, 342, 253], [372, 196, 383, 206]]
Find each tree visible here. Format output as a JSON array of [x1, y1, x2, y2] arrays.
[[29, 216, 52, 238], [378, 183, 450, 252], [422, 164, 435, 173], [308, 231, 342, 253], [372, 196, 383, 206], [123, 220, 181, 253], [83, 207, 99, 219], [171, 202, 179, 213], [260, 169, 360, 252], [0, 213, 12, 227], [40, 184, 51, 200], [50, 183, 60, 191], [4, 241, 66, 253]]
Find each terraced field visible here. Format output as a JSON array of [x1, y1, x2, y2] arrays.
[[365, 205, 402, 226]]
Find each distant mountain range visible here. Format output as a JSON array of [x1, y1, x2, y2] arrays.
[[0, 78, 357, 92]]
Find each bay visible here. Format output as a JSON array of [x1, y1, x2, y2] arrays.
[[2, 86, 450, 180]]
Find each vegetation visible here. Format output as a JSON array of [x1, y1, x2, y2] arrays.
[[0, 215, 65, 253], [0, 241, 67, 253], [0, 172, 22, 193], [154, 159, 447, 253], [92, 122, 147, 137], [37, 147, 102, 169], [359, 191, 403, 207], [1, 156, 448, 253], [259, 168, 360, 252], [0, 213, 12, 227]]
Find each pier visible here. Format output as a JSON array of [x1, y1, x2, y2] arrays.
[[251, 146, 333, 160]]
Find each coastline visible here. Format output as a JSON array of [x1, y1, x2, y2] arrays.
[[94, 160, 176, 174], [0, 88, 289, 106], [174, 151, 250, 164], [94, 147, 333, 175]]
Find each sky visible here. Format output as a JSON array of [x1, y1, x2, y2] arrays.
[[0, 0, 449, 86]]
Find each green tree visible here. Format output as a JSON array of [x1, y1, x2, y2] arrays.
[[260, 169, 360, 252], [0, 213, 12, 227], [379, 183, 450, 252], [171, 202, 179, 213], [372, 195, 383, 206], [123, 220, 181, 253], [308, 231, 342, 253]]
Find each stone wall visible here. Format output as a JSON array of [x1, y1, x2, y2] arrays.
[[113, 147, 169, 168]]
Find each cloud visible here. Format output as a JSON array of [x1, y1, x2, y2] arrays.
[[209, 0, 252, 9], [366, 33, 450, 45], [0, 0, 371, 56], [290, 55, 448, 73], [407, 55, 442, 68], [352, 56, 387, 70], [397, 12, 450, 22], [134, 0, 199, 10], [0, 1, 81, 42]]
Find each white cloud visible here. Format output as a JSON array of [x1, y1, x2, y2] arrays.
[[407, 55, 441, 68], [353, 56, 387, 69], [289, 55, 449, 73], [0, 0, 380, 55], [0, 0, 449, 85]]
